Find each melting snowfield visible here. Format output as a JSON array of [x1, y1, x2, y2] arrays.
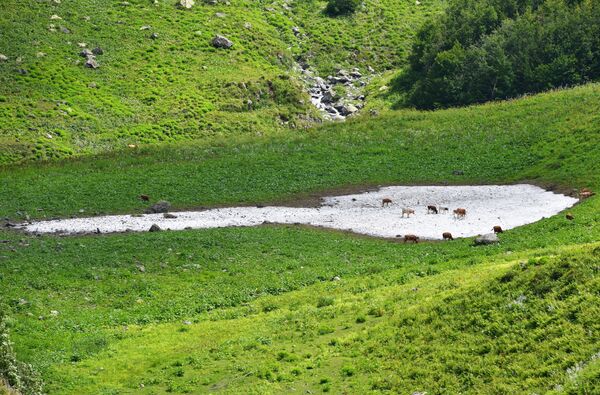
[[21, 185, 578, 240]]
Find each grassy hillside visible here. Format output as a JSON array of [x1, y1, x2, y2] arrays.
[[0, 0, 441, 164], [2, 83, 599, 220], [1, 84, 600, 393]]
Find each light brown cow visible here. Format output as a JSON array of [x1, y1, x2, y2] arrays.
[[382, 198, 393, 207], [402, 208, 415, 218], [453, 208, 467, 219], [492, 226, 503, 233], [404, 234, 419, 243], [442, 232, 454, 241], [580, 190, 595, 199]]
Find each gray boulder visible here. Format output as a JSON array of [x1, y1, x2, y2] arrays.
[[84, 57, 99, 69], [212, 35, 233, 49], [0, 54, 8, 62], [474, 233, 499, 246], [148, 224, 161, 232], [146, 200, 172, 213], [80, 49, 93, 57]]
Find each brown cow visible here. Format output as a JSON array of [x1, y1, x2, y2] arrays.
[[382, 198, 393, 207], [404, 234, 419, 243], [453, 208, 467, 219], [492, 226, 503, 234], [427, 205, 438, 214], [402, 208, 415, 218], [566, 213, 574, 221], [580, 190, 595, 199], [442, 232, 454, 241], [139, 194, 150, 202]]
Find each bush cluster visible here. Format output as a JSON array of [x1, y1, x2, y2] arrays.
[[0, 315, 43, 395]]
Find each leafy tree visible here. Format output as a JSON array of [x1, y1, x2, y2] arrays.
[[399, 0, 600, 108]]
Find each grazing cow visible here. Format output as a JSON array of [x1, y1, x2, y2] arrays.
[[382, 198, 393, 207], [492, 226, 503, 234], [139, 194, 150, 202], [442, 232, 454, 241], [453, 208, 467, 219], [404, 234, 419, 243], [427, 205, 438, 214], [439, 207, 449, 213], [580, 191, 595, 199], [566, 213, 574, 221], [402, 208, 415, 218]]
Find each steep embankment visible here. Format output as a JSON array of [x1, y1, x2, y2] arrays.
[[0, 0, 441, 163]]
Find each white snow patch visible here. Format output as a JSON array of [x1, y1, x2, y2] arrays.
[[21, 185, 577, 239]]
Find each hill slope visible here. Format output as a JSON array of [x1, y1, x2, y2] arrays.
[[0, 0, 441, 163], [1, 84, 600, 393]]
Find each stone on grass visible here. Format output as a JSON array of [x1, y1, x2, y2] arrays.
[[0, 54, 7, 62], [92, 47, 104, 55], [211, 35, 233, 49], [179, 0, 195, 8], [84, 57, 99, 69], [474, 233, 499, 246]]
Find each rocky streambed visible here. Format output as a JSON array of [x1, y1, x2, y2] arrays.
[[296, 63, 371, 120]]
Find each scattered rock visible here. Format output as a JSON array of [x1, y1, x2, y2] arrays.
[[178, 0, 195, 9], [215, 12, 226, 18], [140, 25, 152, 30], [92, 47, 103, 55], [60, 26, 71, 34], [149, 224, 161, 232], [331, 276, 341, 282], [163, 213, 178, 219], [50, 14, 62, 20], [50, 310, 59, 316], [211, 35, 233, 49], [183, 320, 192, 325], [452, 170, 464, 176], [16, 69, 28, 75], [88, 82, 97, 88], [146, 200, 171, 214], [243, 22, 252, 29], [36, 52, 46, 58], [78, 42, 87, 47], [474, 233, 499, 246], [79, 49, 93, 57], [0, 54, 7, 62], [84, 57, 99, 69], [150, 32, 159, 40], [137, 264, 146, 272], [292, 26, 300, 35]]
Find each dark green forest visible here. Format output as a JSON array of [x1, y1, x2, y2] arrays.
[[397, 0, 600, 108]]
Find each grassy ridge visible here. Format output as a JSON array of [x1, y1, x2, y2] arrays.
[[2, 83, 600, 221], [0, 0, 441, 163]]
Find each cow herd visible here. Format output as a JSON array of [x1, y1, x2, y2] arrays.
[[380, 198, 503, 244]]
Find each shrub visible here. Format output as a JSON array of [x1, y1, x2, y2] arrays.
[[326, 0, 361, 16], [316, 296, 335, 308], [0, 315, 43, 395]]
